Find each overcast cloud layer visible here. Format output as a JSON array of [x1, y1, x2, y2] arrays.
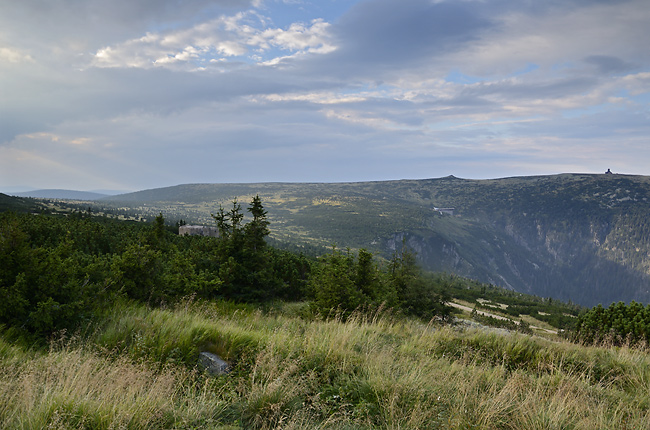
[[1, 0, 649, 192]]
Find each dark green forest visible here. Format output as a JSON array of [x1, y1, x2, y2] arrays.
[[0, 197, 454, 339]]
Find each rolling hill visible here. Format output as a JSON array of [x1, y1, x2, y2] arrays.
[[0, 193, 37, 212], [100, 173, 650, 306]]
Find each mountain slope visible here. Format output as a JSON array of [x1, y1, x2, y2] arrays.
[[0, 193, 37, 212], [103, 174, 650, 306]]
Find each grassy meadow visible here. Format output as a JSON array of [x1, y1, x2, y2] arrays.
[[1, 300, 649, 429]]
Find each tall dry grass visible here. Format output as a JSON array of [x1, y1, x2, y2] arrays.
[[0, 340, 234, 428], [2, 301, 650, 429]]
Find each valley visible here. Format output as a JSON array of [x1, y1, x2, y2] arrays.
[[89, 173, 650, 306]]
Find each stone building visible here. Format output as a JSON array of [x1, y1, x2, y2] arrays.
[[178, 225, 219, 238], [434, 207, 455, 216]]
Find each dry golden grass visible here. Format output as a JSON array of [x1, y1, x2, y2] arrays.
[[2, 302, 650, 429], [0, 333, 244, 429]]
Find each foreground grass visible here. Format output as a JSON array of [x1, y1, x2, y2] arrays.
[[1, 301, 650, 429]]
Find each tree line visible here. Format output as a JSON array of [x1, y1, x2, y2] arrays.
[[0, 196, 452, 338]]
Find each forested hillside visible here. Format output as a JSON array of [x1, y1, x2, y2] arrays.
[[97, 174, 650, 306], [0, 198, 459, 337], [0, 193, 37, 213]]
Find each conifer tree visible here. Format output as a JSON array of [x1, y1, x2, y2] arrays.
[[210, 197, 274, 301], [245, 195, 270, 253]]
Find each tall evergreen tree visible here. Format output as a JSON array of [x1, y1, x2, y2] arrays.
[[245, 195, 270, 253], [210, 197, 274, 301]]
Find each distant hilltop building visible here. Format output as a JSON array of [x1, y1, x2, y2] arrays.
[[434, 207, 455, 216], [179, 225, 219, 238]]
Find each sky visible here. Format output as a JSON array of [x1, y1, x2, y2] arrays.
[[1, 0, 649, 192]]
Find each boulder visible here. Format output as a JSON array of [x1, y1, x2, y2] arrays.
[[198, 352, 229, 375]]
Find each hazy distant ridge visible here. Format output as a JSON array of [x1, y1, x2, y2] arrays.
[[14, 189, 111, 200]]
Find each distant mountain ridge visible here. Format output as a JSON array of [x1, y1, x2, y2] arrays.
[[13, 189, 112, 200], [95, 174, 650, 306]]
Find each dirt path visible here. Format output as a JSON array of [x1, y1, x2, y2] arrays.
[[448, 302, 558, 335]]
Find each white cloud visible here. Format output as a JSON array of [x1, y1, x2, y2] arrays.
[[622, 72, 650, 96], [261, 19, 334, 52], [324, 108, 405, 130], [0, 47, 33, 64], [260, 91, 367, 104], [90, 11, 335, 70]]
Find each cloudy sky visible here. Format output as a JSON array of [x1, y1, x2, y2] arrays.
[[1, 0, 649, 192]]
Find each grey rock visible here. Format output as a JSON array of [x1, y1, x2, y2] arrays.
[[198, 352, 229, 375]]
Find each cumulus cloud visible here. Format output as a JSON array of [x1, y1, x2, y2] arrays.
[[260, 19, 334, 52], [90, 11, 335, 70]]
